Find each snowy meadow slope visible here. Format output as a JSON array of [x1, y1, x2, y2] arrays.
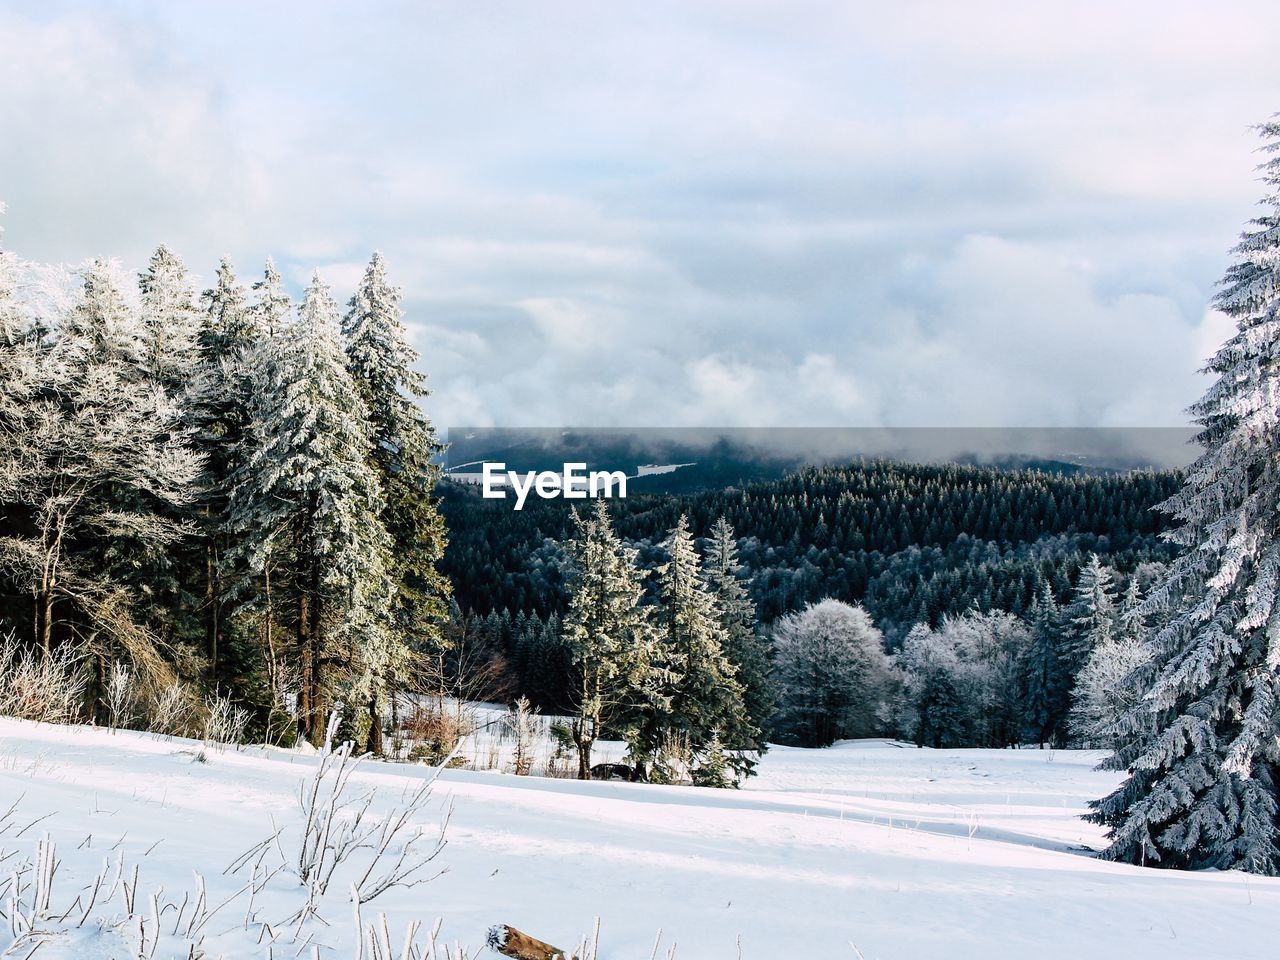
[[0, 718, 1274, 960]]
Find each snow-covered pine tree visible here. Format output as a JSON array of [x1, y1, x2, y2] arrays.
[[560, 499, 654, 779], [691, 729, 735, 788], [228, 272, 393, 746], [1064, 553, 1119, 677], [702, 516, 771, 757], [1021, 578, 1065, 746], [59, 258, 142, 373], [637, 515, 750, 781], [250, 257, 292, 340], [0, 233, 24, 346], [1091, 120, 1280, 875], [0, 242, 50, 633], [341, 252, 449, 676], [137, 245, 200, 394], [200, 258, 259, 357], [186, 258, 259, 675]]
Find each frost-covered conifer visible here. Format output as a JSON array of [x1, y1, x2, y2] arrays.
[[199, 258, 257, 358], [1021, 579, 1065, 745], [1092, 120, 1280, 875], [341, 253, 448, 665], [638, 515, 750, 780], [59, 258, 142, 373], [228, 272, 393, 745], [185, 258, 258, 673], [1, 260, 198, 698], [896, 623, 963, 748], [250, 257, 292, 339], [703, 516, 772, 753], [138, 245, 200, 393], [1064, 553, 1118, 675], [561, 500, 654, 779]]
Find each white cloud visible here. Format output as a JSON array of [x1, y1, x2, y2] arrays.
[[1, 1, 1274, 429]]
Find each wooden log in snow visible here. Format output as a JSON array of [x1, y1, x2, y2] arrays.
[[486, 924, 572, 960]]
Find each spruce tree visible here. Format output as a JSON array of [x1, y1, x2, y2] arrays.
[[560, 500, 653, 779], [341, 252, 449, 663], [137, 245, 200, 394], [703, 516, 771, 753], [228, 272, 393, 746], [1064, 553, 1118, 675], [251, 257, 291, 340], [200, 258, 259, 355], [1021, 579, 1065, 746], [691, 729, 735, 788], [187, 258, 258, 676], [639, 515, 750, 780], [61, 258, 142, 372], [1092, 120, 1280, 875]]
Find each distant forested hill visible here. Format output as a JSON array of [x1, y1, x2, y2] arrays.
[[440, 459, 1181, 643]]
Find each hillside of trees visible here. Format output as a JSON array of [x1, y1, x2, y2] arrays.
[[440, 460, 1182, 638]]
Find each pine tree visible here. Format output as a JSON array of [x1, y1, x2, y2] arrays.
[[702, 516, 771, 753], [200, 258, 259, 356], [186, 258, 258, 676], [1021, 579, 1065, 746], [691, 729, 736, 788], [634, 515, 749, 781], [137, 245, 200, 394], [0, 235, 27, 346], [1062, 553, 1118, 695], [560, 500, 654, 779], [228, 272, 394, 746], [250, 257, 291, 340], [60, 258, 141, 372], [1092, 120, 1280, 875], [341, 252, 449, 666]]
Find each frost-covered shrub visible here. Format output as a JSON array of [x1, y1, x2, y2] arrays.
[[506, 696, 539, 776], [104, 661, 134, 731], [0, 631, 86, 724], [144, 679, 194, 737], [202, 692, 251, 751]]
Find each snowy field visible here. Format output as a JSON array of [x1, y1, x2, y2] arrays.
[[0, 717, 1275, 959]]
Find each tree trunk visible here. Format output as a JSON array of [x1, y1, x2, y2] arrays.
[[205, 539, 218, 678], [296, 590, 311, 743], [37, 590, 54, 653], [306, 588, 324, 745], [573, 721, 592, 780], [366, 692, 383, 756]]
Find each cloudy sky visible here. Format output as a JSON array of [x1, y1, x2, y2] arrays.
[[1, 1, 1276, 428]]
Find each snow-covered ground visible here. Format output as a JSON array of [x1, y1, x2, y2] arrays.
[[1, 718, 1274, 959]]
